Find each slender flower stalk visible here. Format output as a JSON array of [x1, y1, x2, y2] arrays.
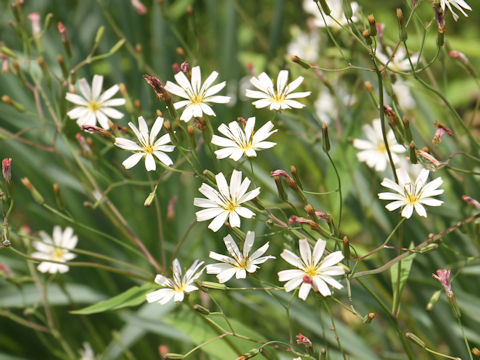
[[206, 231, 275, 283], [194, 170, 260, 232], [146, 259, 204, 305], [211, 117, 277, 161], [66, 75, 125, 129], [278, 239, 345, 300], [31, 226, 78, 274], [114, 116, 175, 171], [164, 66, 230, 122], [378, 168, 444, 218], [245, 70, 311, 110]]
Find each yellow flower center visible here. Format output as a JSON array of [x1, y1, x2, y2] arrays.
[[144, 145, 154, 154], [237, 258, 248, 269], [378, 143, 386, 153], [88, 100, 101, 112], [272, 93, 285, 103], [304, 265, 318, 277], [51, 248, 64, 260], [173, 284, 185, 293], [191, 94, 204, 104], [224, 200, 238, 212], [405, 191, 419, 205]]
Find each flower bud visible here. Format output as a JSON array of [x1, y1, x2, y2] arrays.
[[2, 158, 12, 184], [57, 22, 72, 58], [322, 122, 330, 152], [426, 289, 441, 311], [94, 26, 105, 46], [21, 178, 44, 204], [274, 176, 288, 201], [290, 165, 303, 190], [164, 353, 184, 359], [364, 81, 374, 93], [342, 236, 350, 260], [403, 116, 412, 142], [176, 47, 186, 59], [1, 46, 17, 58], [197, 281, 227, 290], [28, 12, 41, 36], [53, 183, 65, 210], [290, 55, 311, 69], [405, 332, 425, 348], [316, 0, 331, 15], [368, 14, 377, 36], [144, 190, 156, 207], [2, 95, 25, 112], [193, 304, 210, 315], [167, 195, 177, 220], [409, 141, 417, 164], [396, 8, 407, 41], [362, 29, 372, 45], [472, 348, 480, 357], [363, 312, 375, 324]]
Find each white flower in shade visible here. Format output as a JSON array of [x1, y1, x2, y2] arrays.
[[206, 231, 275, 283], [79, 342, 95, 360], [376, 46, 419, 72], [353, 119, 406, 172], [66, 75, 125, 129], [211, 117, 277, 161], [392, 78, 415, 111], [31, 226, 78, 274], [303, 0, 359, 29], [278, 239, 344, 300], [194, 170, 260, 232], [440, 0, 471, 21], [114, 116, 174, 171], [287, 27, 320, 63], [164, 66, 230, 122], [245, 70, 311, 111], [146, 259, 204, 305], [378, 168, 444, 218]]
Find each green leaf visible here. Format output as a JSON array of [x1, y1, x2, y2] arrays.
[[71, 282, 157, 315], [391, 243, 416, 315]]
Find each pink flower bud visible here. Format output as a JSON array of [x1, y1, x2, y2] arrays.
[[449, 50, 469, 65], [462, 195, 480, 210], [130, 0, 147, 14], [270, 169, 291, 180], [1, 55, 8, 74], [167, 195, 177, 220], [296, 333, 312, 347], [28, 12, 41, 35], [2, 158, 12, 183], [57, 22, 68, 41], [180, 61, 189, 74], [172, 63, 180, 74], [432, 269, 453, 297]]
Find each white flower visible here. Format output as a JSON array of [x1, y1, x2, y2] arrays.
[[194, 170, 260, 232], [392, 78, 415, 111], [146, 259, 204, 305], [376, 46, 419, 72], [79, 342, 95, 360], [440, 0, 471, 21], [287, 27, 320, 63], [278, 239, 344, 300], [245, 70, 311, 111], [353, 119, 406, 172], [114, 116, 175, 171], [303, 0, 359, 29], [164, 66, 230, 122], [211, 117, 277, 161], [206, 231, 275, 283], [66, 75, 125, 129], [31, 226, 78, 274], [378, 168, 444, 218]]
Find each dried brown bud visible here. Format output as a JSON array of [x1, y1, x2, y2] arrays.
[[176, 47, 186, 59], [364, 81, 374, 93], [304, 204, 315, 217], [164, 120, 171, 132], [396, 8, 404, 24], [472, 348, 480, 357]]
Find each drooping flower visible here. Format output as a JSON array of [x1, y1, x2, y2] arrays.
[[206, 231, 275, 283], [303, 0, 359, 30], [378, 168, 444, 218], [353, 119, 406, 172], [278, 239, 345, 300], [376, 46, 419, 72], [440, 0, 471, 21], [114, 116, 175, 171], [211, 117, 277, 161], [194, 170, 260, 232], [245, 70, 311, 110], [164, 66, 230, 122], [146, 259, 204, 305], [31, 226, 78, 274], [432, 269, 453, 297], [66, 75, 125, 129]]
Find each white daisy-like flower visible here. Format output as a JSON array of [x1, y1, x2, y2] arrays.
[[278, 239, 345, 300], [66, 75, 125, 129], [164, 66, 230, 122], [114, 116, 175, 171], [378, 168, 444, 218], [392, 78, 415, 111], [206, 231, 275, 283], [303, 0, 359, 30], [211, 117, 277, 161], [440, 0, 471, 21], [376, 46, 419, 72], [194, 170, 260, 232], [245, 70, 311, 111], [146, 259, 204, 305], [31, 226, 78, 274], [287, 27, 320, 63], [353, 119, 406, 172]]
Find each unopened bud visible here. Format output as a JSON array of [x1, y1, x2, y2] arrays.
[[409, 141, 417, 164], [320, 348, 326, 360], [342, 236, 350, 260], [198, 281, 227, 290], [193, 304, 210, 315], [368, 14, 377, 36], [144, 190, 156, 207], [316, 0, 331, 15], [21, 178, 44, 204], [274, 176, 288, 201], [290, 165, 303, 189], [135, 43, 142, 54], [304, 204, 315, 217], [426, 289, 441, 311], [472, 348, 480, 357], [403, 116, 412, 142], [82, 125, 115, 141], [57, 22, 72, 57], [28, 12, 41, 36], [176, 47, 186, 59], [167, 195, 177, 220], [396, 8, 408, 41], [180, 61, 189, 74], [2, 158, 12, 184], [202, 169, 216, 183], [53, 183, 65, 210], [1, 46, 17, 58], [131, 0, 147, 14], [2, 95, 25, 112], [342, 0, 352, 19], [364, 81, 374, 93], [164, 353, 184, 359], [362, 29, 372, 45], [187, 5, 194, 16], [1, 55, 8, 74], [405, 332, 425, 348], [322, 122, 330, 152], [57, 54, 68, 78], [290, 55, 311, 69], [94, 26, 105, 46]]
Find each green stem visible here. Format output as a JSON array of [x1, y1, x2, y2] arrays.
[[326, 152, 342, 232]]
